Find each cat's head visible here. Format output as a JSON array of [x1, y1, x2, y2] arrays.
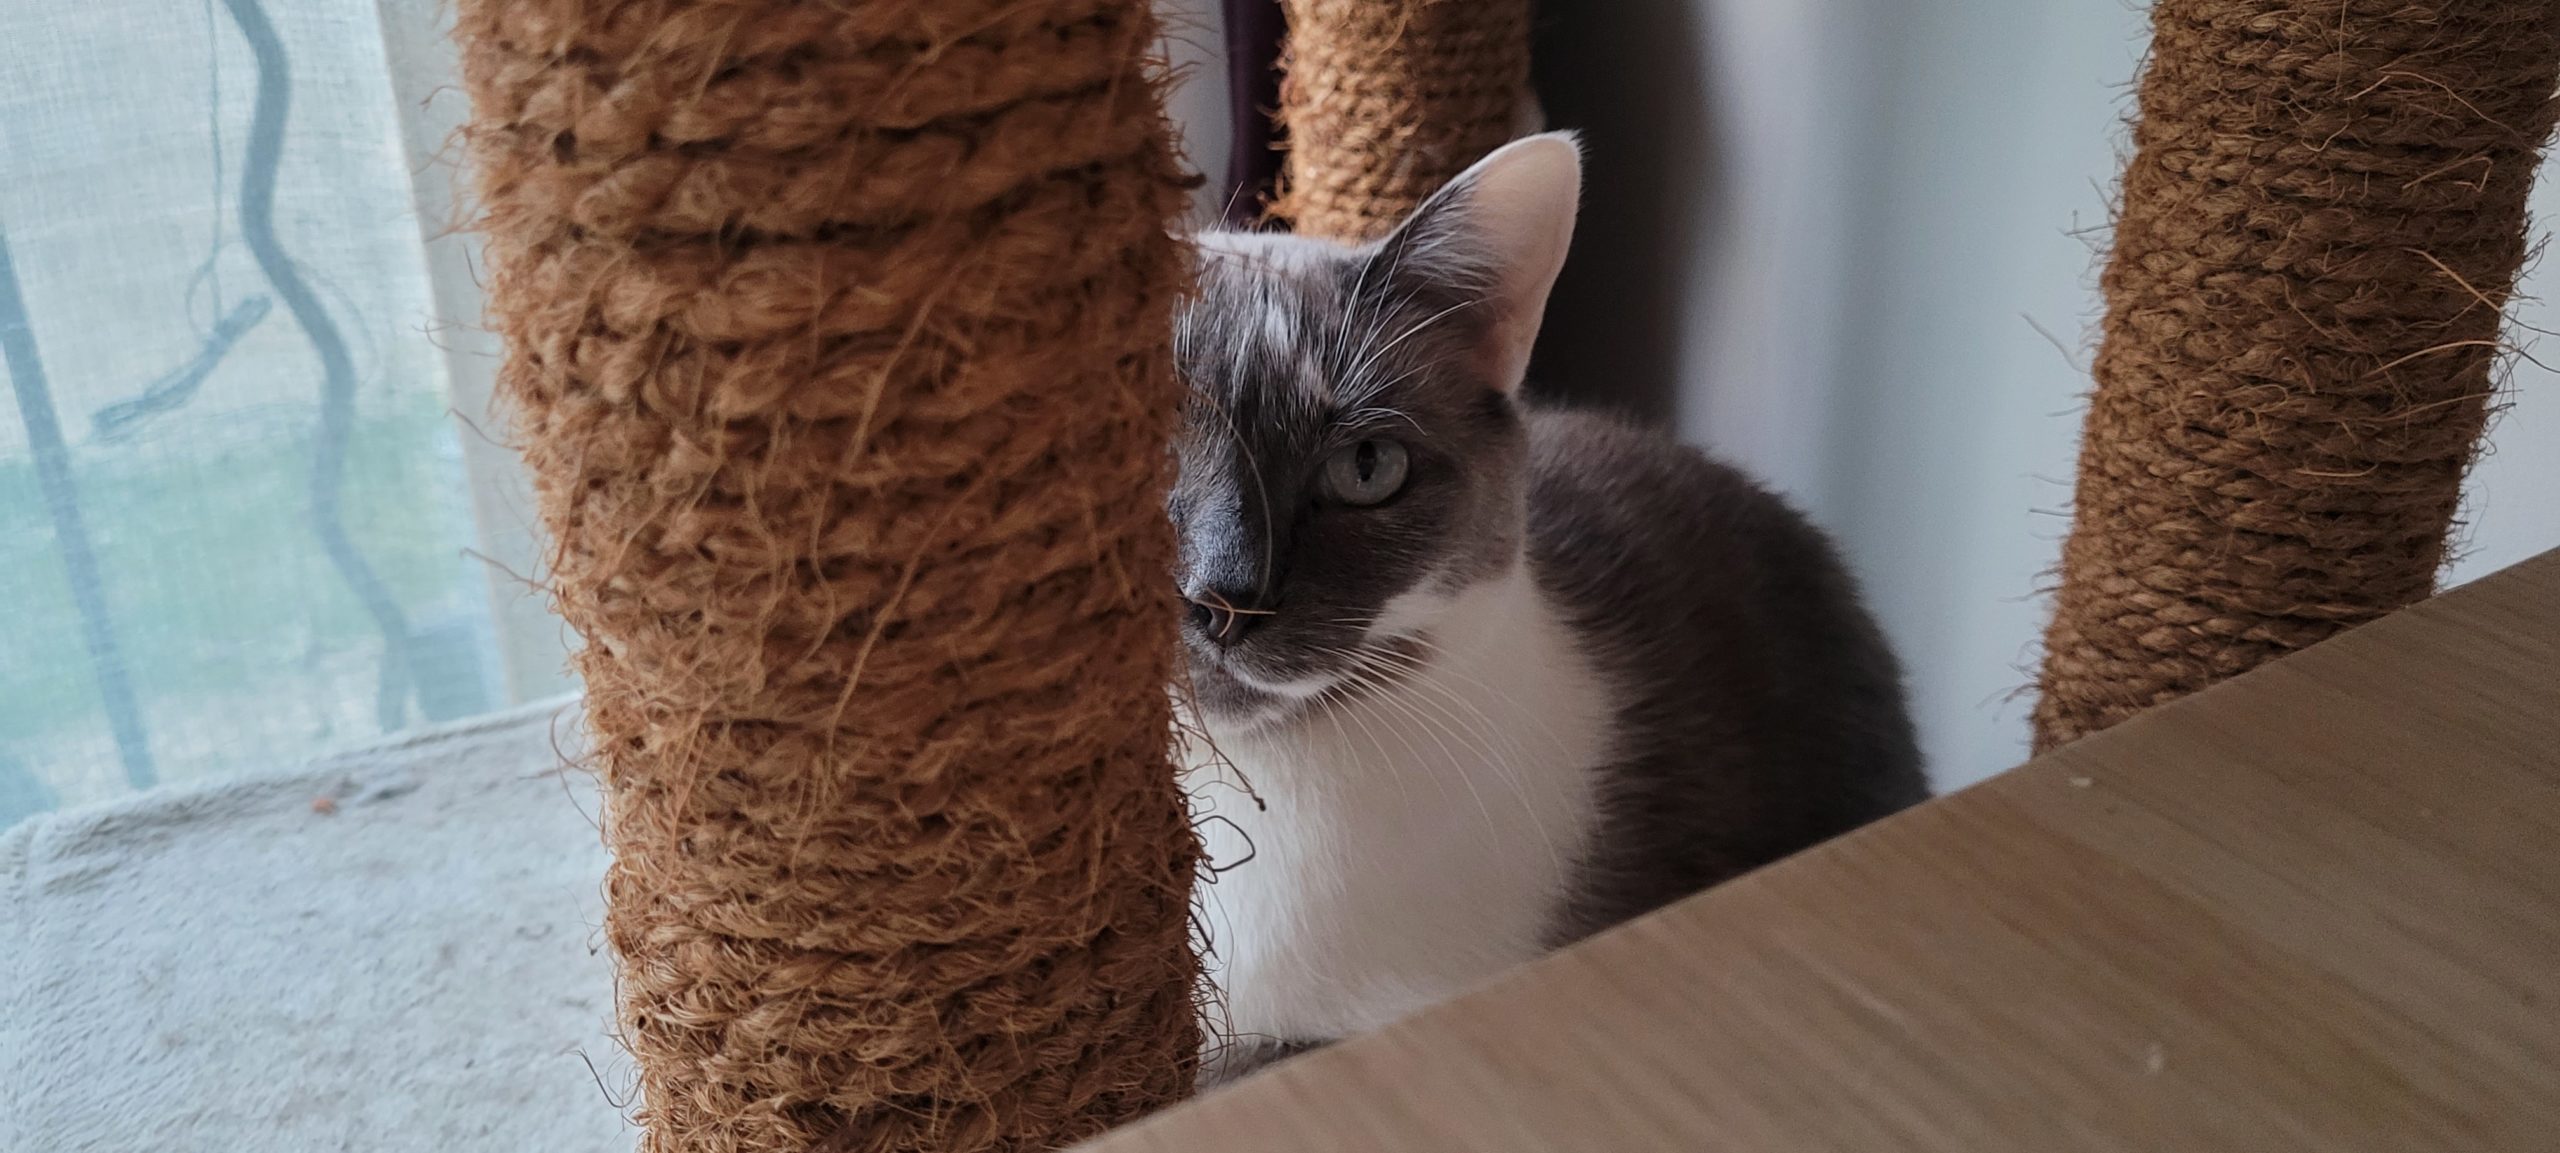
[[1169, 133, 1581, 729]]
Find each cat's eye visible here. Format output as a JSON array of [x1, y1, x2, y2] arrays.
[[1320, 438, 1410, 506]]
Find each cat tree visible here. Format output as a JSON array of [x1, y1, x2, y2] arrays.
[[1273, 0, 1533, 241], [451, 0, 2555, 1146], [2034, 0, 2560, 749], [455, 2, 1202, 1150]]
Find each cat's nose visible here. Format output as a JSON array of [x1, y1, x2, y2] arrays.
[[1185, 583, 1276, 649]]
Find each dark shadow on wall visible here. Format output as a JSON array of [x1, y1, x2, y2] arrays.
[[1526, 1, 1714, 428]]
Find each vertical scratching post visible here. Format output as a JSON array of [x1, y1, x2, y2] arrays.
[[1274, 0, 1534, 241], [457, 2, 1203, 1149], [2037, 1, 2560, 749]]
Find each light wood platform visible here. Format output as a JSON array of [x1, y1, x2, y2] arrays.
[[1087, 549, 2560, 1151]]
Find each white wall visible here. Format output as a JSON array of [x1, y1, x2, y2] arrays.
[[2452, 167, 2560, 585], [1673, 0, 2559, 789], [1157, 0, 1233, 226], [1709, 0, 2150, 789]]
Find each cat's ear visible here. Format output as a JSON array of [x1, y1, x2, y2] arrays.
[[1366, 131, 1582, 395]]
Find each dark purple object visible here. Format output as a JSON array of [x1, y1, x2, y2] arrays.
[[1221, 0, 1285, 227]]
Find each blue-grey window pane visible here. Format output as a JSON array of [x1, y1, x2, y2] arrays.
[[1, 0, 504, 819]]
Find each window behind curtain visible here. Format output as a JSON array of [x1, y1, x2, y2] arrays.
[[0, 0, 565, 826]]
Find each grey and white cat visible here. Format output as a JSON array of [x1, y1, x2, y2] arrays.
[[1170, 133, 1926, 1083]]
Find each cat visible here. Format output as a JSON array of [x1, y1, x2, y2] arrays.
[[1168, 132, 1927, 1085]]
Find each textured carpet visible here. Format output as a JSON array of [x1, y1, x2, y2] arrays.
[[0, 697, 630, 1151]]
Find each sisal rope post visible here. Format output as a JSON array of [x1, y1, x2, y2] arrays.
[[2035, 0, 2560, 751], [455, 2, 1203, 1149], [1273, 0, 1533, 241]]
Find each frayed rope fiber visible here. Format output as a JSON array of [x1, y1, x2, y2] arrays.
[[2035, 0, 2560, 751], [455, 2, 1204, 1150], [1274, 0, 1532, 241]]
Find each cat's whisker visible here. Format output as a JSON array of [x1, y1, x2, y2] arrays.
[[1188, 588, 1278, 618], [1339, 403, 1426, 437], [1324, 288, 1405, 409], [1188, 588, 1279, 644], [1295, 621, 1574, 878], [1339, 299, 1476, 408], [1363, 652, 1567, 876], [1336, 239, 1382, 389], [1356, 665, 1526, 860], [1344, 663, 1500, 837], [1336, 345, 1465, 417], [1191, 389, 1283, 595], [1324, 657, 1456, 814], [1308, 640, 1536, 859], [1331, 640, 1566, 866], [1353, 625, 1556, 737], [1369, 629, 1579, 756], [1317, 693, 1419, 814]]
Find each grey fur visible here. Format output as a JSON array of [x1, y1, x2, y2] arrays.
[[1170, 161, 1927, 1075], [1170, 193, 1526, 728], [1522, 410, 1927, 941]]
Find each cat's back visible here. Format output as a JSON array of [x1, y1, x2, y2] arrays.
[[1523, 406, 1927, 939]]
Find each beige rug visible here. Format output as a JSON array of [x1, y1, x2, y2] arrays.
[[0, 697, 629, 1151]]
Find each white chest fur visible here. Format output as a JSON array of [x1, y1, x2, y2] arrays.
[[1183, 562, 1616, 1044]]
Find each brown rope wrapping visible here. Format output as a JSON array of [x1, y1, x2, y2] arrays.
[[455, 2, 1203, 1149], [2034, 0, 2560, 751], [1273, 0, 1532, 241]]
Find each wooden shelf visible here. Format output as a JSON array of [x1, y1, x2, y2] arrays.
[[1088, 549, 2560, 1152]]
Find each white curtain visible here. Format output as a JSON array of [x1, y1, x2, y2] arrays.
[[0, 0, 569, 823]]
